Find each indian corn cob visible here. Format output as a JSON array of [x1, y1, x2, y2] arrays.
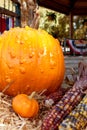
[[44, 87, 69, 106], [41, 77, 87, 130], [59, 94, 87, 130]]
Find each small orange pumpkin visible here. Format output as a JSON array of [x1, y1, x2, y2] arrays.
[[12, 94, 39, 118], [0, 26, 65, 96]]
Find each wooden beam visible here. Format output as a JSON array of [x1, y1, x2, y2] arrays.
[[0, 7, 18, 17], [38, 0, 87, 15], [11, 0, 20, 4], [38, 0, 69, 15], [72, 8, 87, 15], [69, 0, 78, 11]]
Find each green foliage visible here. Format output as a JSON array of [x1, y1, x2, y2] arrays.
[[73, 16, 87, 39], [39, 7, 69, 40], [39, 7, 87, 40]]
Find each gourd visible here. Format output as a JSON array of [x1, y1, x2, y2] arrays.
[[0, 26, 65, 96], [12, 94, 39, 118]]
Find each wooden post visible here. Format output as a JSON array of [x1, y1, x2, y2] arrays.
[[69, 13, 76, 55], [69, 13, 73, 39]]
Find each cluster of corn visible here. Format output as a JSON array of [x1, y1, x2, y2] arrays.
[[41, 77, 87, 130], [59, 94, 87, 130]]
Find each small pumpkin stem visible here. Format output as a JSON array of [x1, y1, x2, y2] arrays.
[[29, 91, 36, 99]]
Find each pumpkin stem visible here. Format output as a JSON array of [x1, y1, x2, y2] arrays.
[[29, 91, 36, 99]]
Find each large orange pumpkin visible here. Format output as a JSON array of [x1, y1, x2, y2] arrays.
[[0, 26, 65, 96]]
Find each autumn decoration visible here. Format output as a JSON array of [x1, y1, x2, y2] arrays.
[[12, 93, 39, 118], [0, 26, 65, 96]]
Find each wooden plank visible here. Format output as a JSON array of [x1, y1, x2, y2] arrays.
[[11, 0, 20, 4], [64, 56, 87, 75], [0, 7, 18, 17]]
